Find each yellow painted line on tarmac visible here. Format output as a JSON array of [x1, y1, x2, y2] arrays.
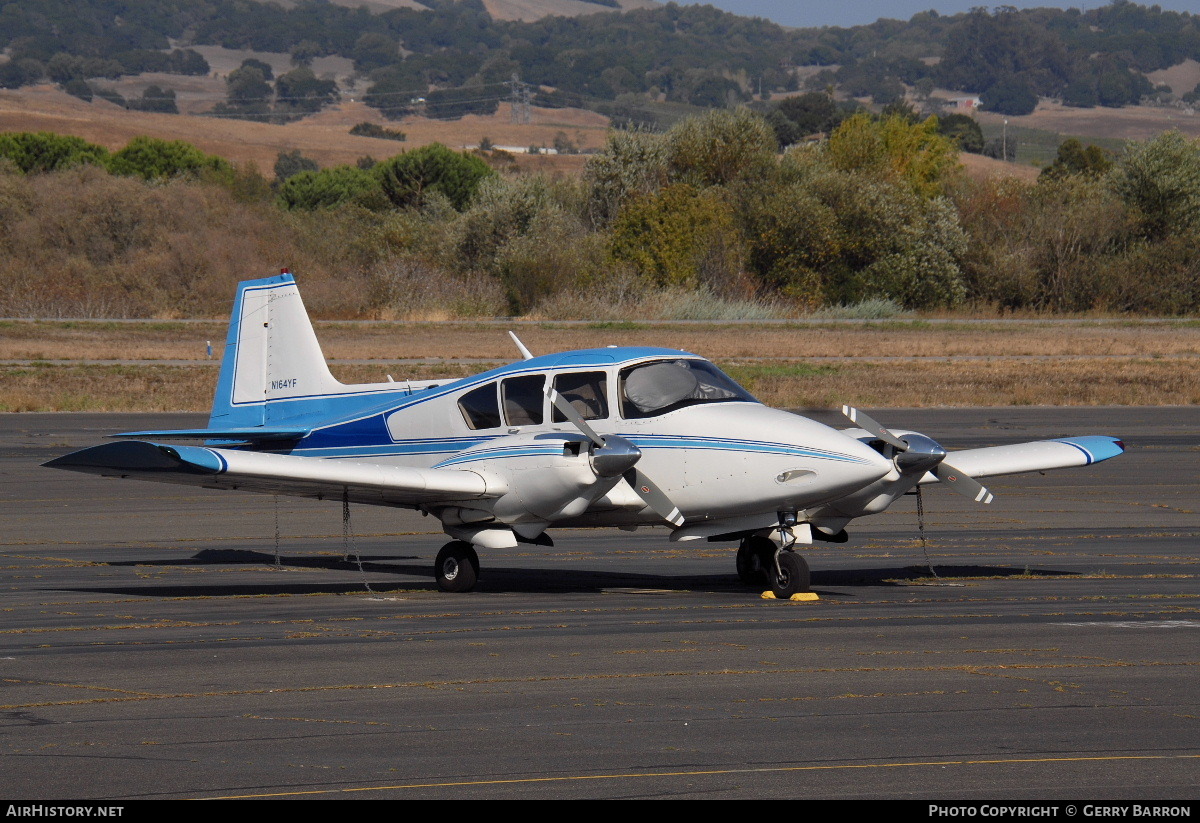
[[201, 753, 1200, 799]]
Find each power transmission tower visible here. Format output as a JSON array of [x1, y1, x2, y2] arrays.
[[509, 73, 532, 125]]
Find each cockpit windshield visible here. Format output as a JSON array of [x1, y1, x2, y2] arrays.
[[619, 359, 757, 419]]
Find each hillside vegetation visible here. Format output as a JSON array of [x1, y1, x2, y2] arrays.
[[3, 108, 1200, 320], [4, 1, 1200, 125]]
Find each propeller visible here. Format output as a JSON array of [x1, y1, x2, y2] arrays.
[[548, 387, 684, 527], [841, 405, 994, 504]]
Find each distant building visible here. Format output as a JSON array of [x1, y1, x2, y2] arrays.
[[951, 96, 982, 111]]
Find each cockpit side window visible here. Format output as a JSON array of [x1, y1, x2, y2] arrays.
[[620, 359, 756, 419], [551, 371, 608, 422], [458, 382, 501, 430], [502, 374, 545, 426]]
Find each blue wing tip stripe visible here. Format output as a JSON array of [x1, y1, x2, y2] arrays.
[[1053, 436, 1125, 465]]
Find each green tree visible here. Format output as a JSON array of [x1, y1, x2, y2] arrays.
[[1039, 138, 1112, 181], [1110, 131, 1200, 240], [223, 64, 272, 117], [583, 128, 668, 227], [290, 40, 322, 68], [274, 149, 318, 182], [128, 85, 178, 114], [277, 166, 387, 210], [0, 131, 108, 173], [374, 143, 493, 211], [937, 113, 984, 154], [743, 165, 968, 309], [107, 137, 232, 182], [826, 113, 959, 197], [352, 33, 398, 73], [770, 92, 839, 147], [274, 67, 338, 116], [609, 184, 742, 289], [981, 75, 1039, 116], [666, 107, 776, 188]]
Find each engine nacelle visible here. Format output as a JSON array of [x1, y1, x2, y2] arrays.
[[441, 432, 626, 527]]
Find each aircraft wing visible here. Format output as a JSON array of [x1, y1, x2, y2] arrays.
[[918, 436, 1124, 482], [43, 441, 508, 508]]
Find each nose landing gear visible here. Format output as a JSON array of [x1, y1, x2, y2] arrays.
[[735, 531, 811, 598]]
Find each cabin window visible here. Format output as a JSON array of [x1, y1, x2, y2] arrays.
[[551, 371, 608, 422], [502, 374, 545, 426], [458, 382, 501, 430], [620, 359, 755, 419]]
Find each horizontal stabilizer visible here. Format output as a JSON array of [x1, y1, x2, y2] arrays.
[[113, 428, 310, 441], [918, 436, 1124, 483], [44, 441, 224, 476], [45, 441, 508, 509]]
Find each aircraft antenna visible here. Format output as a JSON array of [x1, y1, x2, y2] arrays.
[[508, 331, 534, 360]]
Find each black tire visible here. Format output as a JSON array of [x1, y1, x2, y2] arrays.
[[435, 541, 479, 593], [736, 536, 774, 585], [769, 551, 811, 598]]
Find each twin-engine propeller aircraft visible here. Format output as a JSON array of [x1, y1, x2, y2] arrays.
[[46, 274, 1125, 596]]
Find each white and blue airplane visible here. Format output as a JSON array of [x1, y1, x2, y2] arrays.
[[46, 274, 1125, 596]]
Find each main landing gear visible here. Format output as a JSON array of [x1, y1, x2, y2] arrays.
[[435, 541, 479, 592], [736, 534, 810, 598]]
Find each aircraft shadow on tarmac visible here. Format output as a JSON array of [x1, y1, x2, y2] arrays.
[[53, 548, 1078, 598]]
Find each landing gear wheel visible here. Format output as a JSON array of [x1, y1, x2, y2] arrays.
[[736, 536, 775, 585], [435, 541, 479, 593], [768, 551, 810, 599]]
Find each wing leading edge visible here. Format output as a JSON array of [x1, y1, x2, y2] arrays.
[[917, 436, 1124, 483], [44, 441, 508, 508]]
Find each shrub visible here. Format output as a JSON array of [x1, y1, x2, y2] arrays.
[[666, 107, 777, 188], [276, 166, 387, 211], [583, 128, 668, 227], [826, 113, 959, 197], [1109, 130, 1200, 241], [349, 122, 406, 142], [0, 132, 109, 173], [274, 149, 318, 182], [609, 183, 743, 290], [106, 137, 232, 182], [374, 144, 493, 211]]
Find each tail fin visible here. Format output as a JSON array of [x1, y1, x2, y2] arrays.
[[208, 274, 351, 428]]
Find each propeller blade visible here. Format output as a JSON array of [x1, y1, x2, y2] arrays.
[[623, 467, 685, 527], [841, 404, 908, 451], [933, 460, 995, 504], [548, 388, 605, 448]]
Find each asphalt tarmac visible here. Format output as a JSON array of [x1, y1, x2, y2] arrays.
[[2, 408, 1197, 800]]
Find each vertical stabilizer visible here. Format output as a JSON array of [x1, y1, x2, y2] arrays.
[[208, 274, 344, 428]]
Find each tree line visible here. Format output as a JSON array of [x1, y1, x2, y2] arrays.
[[1, 111, 1198, 319], [3, 1, 1199, 120]]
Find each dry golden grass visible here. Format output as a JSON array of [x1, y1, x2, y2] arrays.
[[0, 85, 600, 174], [4, 319, 1198, 362], [4, 356, 1196, 412], [726, 358, 1200, 409], [958, 152, 1039, 182], [976, 101, 1200, 144], [1146, 59, 1200, 97]]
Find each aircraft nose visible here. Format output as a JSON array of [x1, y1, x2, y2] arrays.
[[838, 437, 893, 487]]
